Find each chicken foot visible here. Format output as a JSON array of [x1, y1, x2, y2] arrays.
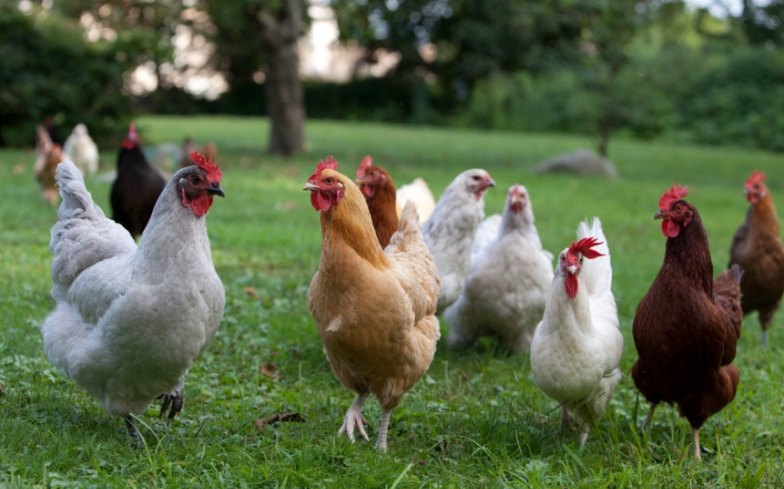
[[375, 409, 392, 451], [339, 392, 369, 442], [158, 390, 184, 422]]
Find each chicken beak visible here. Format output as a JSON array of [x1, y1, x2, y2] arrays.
[[654, 209, 665, 220], [566, 264, 578, 275], [207, 182, 225, 198], [303, 182, 320, 192], [486, 176, 496, 188]]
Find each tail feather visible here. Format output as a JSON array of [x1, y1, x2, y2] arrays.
[[56, 161, 101, 217], [50, 161, 136, 301], [714, 264, 743, 341], [388, 201, 421, 246], [576, 217, 612, 295]]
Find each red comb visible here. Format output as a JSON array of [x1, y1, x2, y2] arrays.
[[310, 156, 339, 181], [190, 150, 222, 183], [658, 184, 688, 211], [121, 122, 139, 149], [356, 155, 373, 178], [746, 171, 766, 187], [567, 237, 604, 260]]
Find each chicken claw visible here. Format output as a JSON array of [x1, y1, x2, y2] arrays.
[[158, 390, 184, 422], [339, 393, 369, 442]]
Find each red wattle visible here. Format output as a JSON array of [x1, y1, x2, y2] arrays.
[[311, 191, 333, 212], [565, 274, 578, 299], [361, 185, 375, 198], [662, 219, 680, 238], [191, 194, 213, 216]]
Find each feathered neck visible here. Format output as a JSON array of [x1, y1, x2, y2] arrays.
[[748, 193, 780, 236], [320, 183, 390, 269], [662, 211, 713, 295], [500, 206, 533, 236], [137, 179, 211, 260], [543, 273, 592, 334]]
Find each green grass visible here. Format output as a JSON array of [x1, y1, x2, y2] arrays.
[[1, 115, 783, 487]]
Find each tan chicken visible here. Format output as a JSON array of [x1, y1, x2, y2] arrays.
[[305, 156, 440, 450], [34, 124, 66, 206]]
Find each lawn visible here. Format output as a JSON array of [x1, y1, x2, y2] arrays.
[[1, 115, 783, 488]]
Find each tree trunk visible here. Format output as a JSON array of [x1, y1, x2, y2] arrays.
[[265, 41, 305, 155], [260, 0, 306, 156]]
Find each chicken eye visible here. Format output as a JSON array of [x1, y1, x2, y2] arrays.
[[324, 177, 334, 184], [472, 175, 481, 181]]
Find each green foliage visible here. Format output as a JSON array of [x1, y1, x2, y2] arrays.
[[2, 115, 784, 486], [0, 7, 134, 147], [459, 71, 598, 133], [680, 47, 784, 151]]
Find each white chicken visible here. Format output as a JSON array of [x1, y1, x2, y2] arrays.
[[63, 123, 99, 175], [396, 177, 436, 224], [422, 169, 495, 314], [445, 184, 553, 353], [529, 218, 623, 445], [41, 154, 225, 447]]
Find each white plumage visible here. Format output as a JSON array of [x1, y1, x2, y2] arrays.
[[445, 184, 553, 353], [41, 160, 224, 445], [529, 217, 623, 445], [422, 169, 495, 314], [396, 177, 436, 224], [63, 124, 99, 175]]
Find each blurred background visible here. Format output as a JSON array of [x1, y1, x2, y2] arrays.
[[1, 0, 782, 157]]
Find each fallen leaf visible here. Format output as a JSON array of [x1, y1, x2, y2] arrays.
[[259, 363, 279, 380], [254, 412, 304, 433], [13, 164, 25, 175], [243, 286, 257, 297]]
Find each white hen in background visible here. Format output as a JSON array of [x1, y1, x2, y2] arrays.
[[63, 124, 99, 175], [422, 169, 495, 314], [41, 155, 225, 447], [529, 218, 623, 445], [445, 184, 553, 353], [396, 177, 436, 224]]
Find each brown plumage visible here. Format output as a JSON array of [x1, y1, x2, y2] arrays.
[[34, 125, 64, 206], [632, 185, 743, 460], [305, 156, 440, 451], [355, 155, 399, 248], [729, 171, 784, 346]]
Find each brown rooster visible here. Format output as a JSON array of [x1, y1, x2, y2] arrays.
[[632, 185, 743, 460], [355, 155, 399, 248], [729, 171, 784, 346], [305, 156, 440, 450]]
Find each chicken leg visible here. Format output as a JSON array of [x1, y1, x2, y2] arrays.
[[339, 392, 369, 442], [375, 409, 392, 451], [125, 416, 143, 449], [642, 403, 657, 431], [692, 428, 702, 460]]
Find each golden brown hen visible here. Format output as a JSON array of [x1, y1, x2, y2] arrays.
[[729, 171, 784, 346], [305, 156, 440, 450]]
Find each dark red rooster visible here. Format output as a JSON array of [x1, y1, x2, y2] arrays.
[[729, 171, 784, 346], [355, 155, 399, 248], [110, 123, 166, 238], [632, 185, 743, 460]]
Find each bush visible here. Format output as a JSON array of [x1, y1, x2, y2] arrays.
[[680, 48, 784, 151], [458, 70, 598, 134], [0, 7, 135, 147]]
